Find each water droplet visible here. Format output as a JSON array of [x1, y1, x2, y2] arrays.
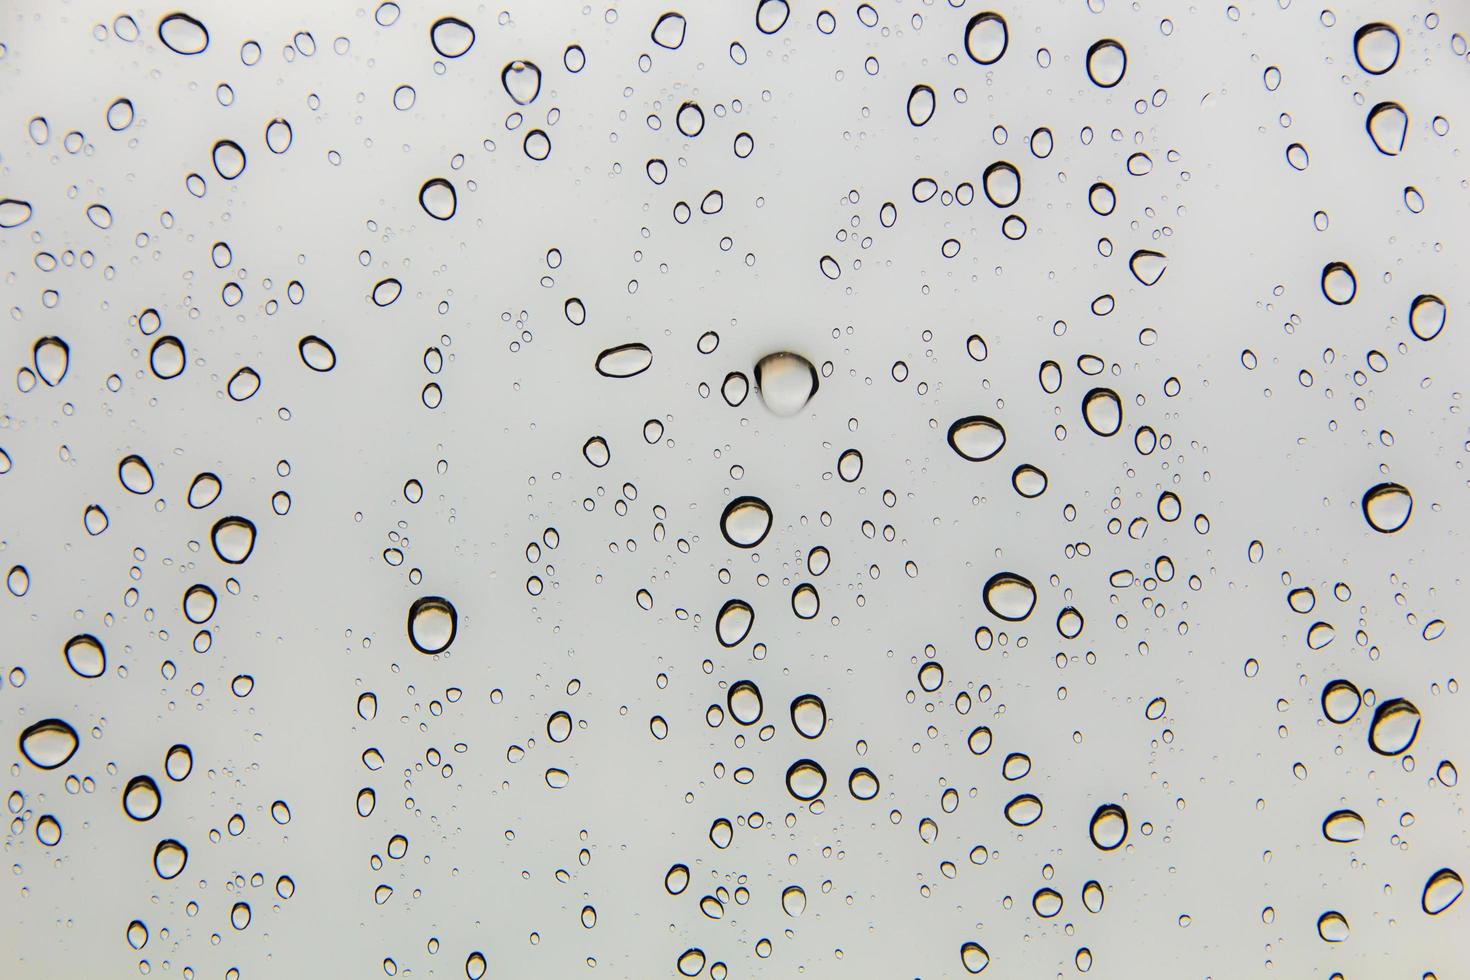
[[968, 726, 993, 754], [947, 416, 1006, 461], [153, 839, 188, 879], [1089, 804, 1128, 850], [964, 12, 1008, 65], [158, 12, 209, 55], [677, 948, 706, 977], [1321, 262, 1357, 305], [1033, 887, 1063, 917], [791, 695, 826, 738], [960, 941, 990, 973], [419, 178, 457, 220], [371, 278, 403, 306], [595, 343, 653, 378], [1423, 868, 1463, 915], [983, 572, 1036, 621], [83, 505, 109, 536], [721, 496, 772, 548], [164, 744, 193, 781], [299, 336, 336, 372], [651, 12, 686, 49], [1082, 387, 1122, 436], [837, 448, 863, 482], [265, 117, 292, 153], [716, 599, 754, 647], [1322, 809, 1364, 843], [728, 681, 763, 725], [63, 634, 105, 678], [1367, 697, 1420, 755], [408, 596, 457, 654], [1004, 793, 1043, 826], [665, 864, 690, 895], [1012, 464, 1047, 498], [1362, 482, 1411, 533], [756, 0, 790, 34], [430, 17, 475, 58], [1129, 249, 1167, 285], [211, 517, 257, 564], [118, 455, 154, 494], [906, 84, 936, 126], [1366, 102, 1408, 155], [127, 920, 149, 950], [1354, 22, 1400, 75], [150, 336, 186, 379], [1086, 39, 1127, 88], [124, 775, 161, 821], [754, 352, 818, 415], [781, 885, 807, 916], [1317, 910, 1349, 942], [188, 472, 221, 508], [106, 98, 134, 132], [212, 140, 246, 180], [1409, 294, 1446, 341], [786, 759, 826, 800], [676, 101, 705, 137], [982, 161, 1020, 207], [33, 337, 69, 386], [18, 719, 79, 769], [227, 366, 260, 401], [0, 199, 34, 228], [35, 814, 61, 846]]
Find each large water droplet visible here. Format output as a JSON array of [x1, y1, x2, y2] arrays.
[[1004, 793, 1043, 826], [716, 599, 754, 647], [947, 416, 1006, 461], [502, 60, 541, 104], [430, 17, 475, 58], [780, 884, 807, 916], [158, 12, 209, 55], [1322, 809, 1364, 843], [1089, 804, 1127, 850], [408, 596, 457, 654], [299, 336, 337, 372], [1354, 23, 1400, 75], [33, 337, 69, 386], [720, 496, 772, 548], [1367, 697, 1420, 755], [1082, 387, 1123, 436], [19, 719, 79, 769], [1362, 482, 1411, 533], [786, 759, 826, 801], [1321, 679, 1361, 723], [595, 343, 653, 378], [1086, 39, 1126, 88], [1317, 910, 1349, 942], [1409, 294, 1446, 341], [1129, 249, 1167, 286], [0, 199, 33, 228], [1423, 868, 1463, 915], [419, 178, 457, 220], [63, 634, 105, 678], [983, 572, 1036, 621], [150, 336, 186, 379], [791, 695, 826, 738], [651, 12, 686, 49], [124, 775, 161, 821], [728, 681, 763, 725], [754, 352, 818, 416], [153, 839, 188, 879], [964, 12, 1008, 65], [906, 84, 936, 126], [1366, 102, 1408, 156], [211, 517, 256, 564], [118, 455, 153, 494]]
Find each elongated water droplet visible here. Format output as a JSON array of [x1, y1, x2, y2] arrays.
[[716, 599, 754, 647], [298, 336, 336, 372], [1004, 793, 1043, 826], [1082, 387, 1122, 436], [19, 719, 79, 769], [948, 416, 1006, 461], [1086, 39, 1126, 88], [1322, 679, 1361, 723], [791, 695, 826, 738], [118, 455, 153, 494], [1423, 868, 1463, 915], [906, 84, 936, 126], [158, 13, 209, 55], [595, 343, 653, 378], [1409, 294, 1446, 341]]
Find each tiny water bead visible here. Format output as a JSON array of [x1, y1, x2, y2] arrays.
[[408, 596, 457, 654]]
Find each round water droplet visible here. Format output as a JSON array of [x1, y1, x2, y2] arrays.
[[1409, 294, 1446, 341], [1367, 697, 1420, 755], [212, 140, 246, 180], [715, 599, 755, 647], [721, 496, 772, 548], [595, 343, 653, 378], [781, 885, 807, 916], [546, 710, 572, 743], [1012, 464, 1047, 498], [153, 839, 188, 879], [211, 517, 256, 564], [35, 814, 61, 846], [64, 634, 105, 678], [960, 941, 990, 973], [791, 695, 826, 738], [1089, 804, 1127, 850], [419, 178, 456, 220], [1354, 23, 1400, 75], [1033, 887, 1063, 917], [1082, 387, 1122, 436], [754, 352, 818, 416], [106, 98, 135, 132], [227, 366, 260, 401], [837, 449, 863, 482], [964, 12, 1008, 65], [158, 13, 209, 55], [582, 436, 610, 468], [947, 416, 1006, 461], [786, 759, 826, 801], [1321, 262, 1357, 305], [371, 278, 402, 306], [728, 681, 763, 725], [1366, 102, 1408, 155], [18, 719, 79, 769], [265, 117, 292, 153], [124, 775, 161, 821], [983, 573, 1036, 621], [1423, 868, 1463, 915], [1317, 910, 1349, 943], [756, 0, 790, 34], [150, 336, 186, 379], [1086, 39, 1127, 88], [1322, 809, 1364, 843], [408, 596, 457, 654], [968, 726, 993, 755], [430, 17, 475, 58], [1362, 482, 1411, 533], [665, 863, 690, 895], [677, 949, 706, 977]]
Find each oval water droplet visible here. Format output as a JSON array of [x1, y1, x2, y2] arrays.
[[1089, 804, 1128, 850], [1423, 868, 1463, 915], [756, 0, 790, 34], [781, 885, 807, 916], [1354, 23, 1400, 75], [947, 416, 1006, 461], [1086, 39, 1127, 88], [19, 719, 79, 769], [791, 695, 826, 738], [906, 84, 936, 126], [964, 12, 1008, 65], [848, 767, 879, 800], [298, 336, 336, 372], [785, 759, 827, 801], [716, 599, 754, 647], [1409, 294, 1446, 341], [33, 337, 69, 386], [1082, 387, 1123, 436], [960, 941, 990, 974], [64, 634, 105, 678], [1317, 910, 1349, 943], [408, 596, 457, 654], [1322, 680, 1360, 723], [118, 455, 154, 494], [983, 572, 1036, 621], [0, 199, 34, 228], [1362, 482, 1411, 533], [720, 496, 772, 548], [188, 472, 221, 509], [595, 343, 653, 378], [153, 839, 188, 879], [124, 775, 161, 821], [1004, 793, 1042, 826], [212, 140, 246, 179], [1012, 464, 1047, 498], [150, 336, 186, 379], [1367, 697, 1420, 755], [158, 12, 209, 55], [728, 681, 763, 725], [430, 17, 475, 58]]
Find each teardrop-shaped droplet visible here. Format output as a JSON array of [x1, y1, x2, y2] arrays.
[[983, 572, 1036, 621], [651, 11, 686, 49], [19, 719, 79, 769], [1423, 868, 1464, 915], [947, 416, 1006, 461], [1362, 482, 1411, 533], [720, 496, 772, 548], [754, 352, 818, 416], [501, 60, 541, 104], [595, 343, 653, 378], [964, 12, 1008, 65], [780, 885, 807, 917], [408, 596, 457, 654], [906, 84, 936, 127], [33, 337, 69, 386]]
